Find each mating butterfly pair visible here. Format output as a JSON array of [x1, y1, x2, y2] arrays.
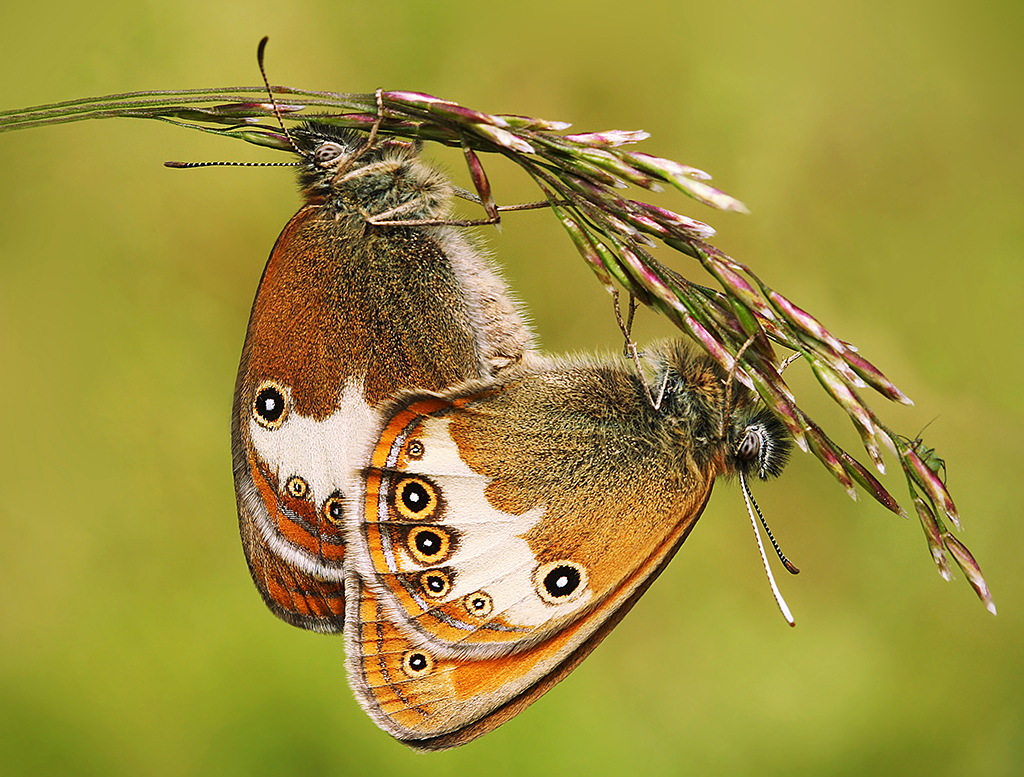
[[231, 124, 791, 749]]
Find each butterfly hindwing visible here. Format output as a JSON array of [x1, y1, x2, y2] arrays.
[[347, 468, 710, 749], [352, 349, 726, 664], [345, 342, 798, 745]]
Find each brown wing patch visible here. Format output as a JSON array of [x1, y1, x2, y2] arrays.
[[243, 209, 482, 419]]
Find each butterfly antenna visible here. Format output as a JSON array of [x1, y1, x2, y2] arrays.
[[164, 160, 300, 168], [165, 38, 305, 169], [742, 474, 799, 575], [740, 472, 797, 626], [719, 332, 759, 440], [256, 36, 304, 158]]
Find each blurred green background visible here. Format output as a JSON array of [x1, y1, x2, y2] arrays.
[[1, 1, 1020, 775]]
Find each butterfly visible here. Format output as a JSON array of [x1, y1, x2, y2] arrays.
[[226, 103, 792, 749], [344, 339, 792, 749], [231, 122, 532, 634]]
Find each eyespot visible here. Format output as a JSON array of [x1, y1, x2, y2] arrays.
[[252, 381, 289, 429], [420, 569, 451, 599], [406, 526, 452, 565], [322, 492, 345, 525], [406, 439, 425, 460], [463, 591, 493, 618], [401, 650, 434, 678], [313, 141, 345, 167], [534, 561, 588, 605], [285, 476, 309, 500], [393, 476, 439, 521]]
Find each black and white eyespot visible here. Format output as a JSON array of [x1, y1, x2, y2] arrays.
[[401, 650, 434, 678], [393, 476, 439, 521], [406, 525, 453, 565], [463, 591, 493, 618], [420, 569, 452, 599], [533, 560, 589, 605], [322, 492, 345, 526], [313, 141, 345, 168], [735, 409, 791, 480], [252, 380, 289, 429], [285, 476, 309, 500]]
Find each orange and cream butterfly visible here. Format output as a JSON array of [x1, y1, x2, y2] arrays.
[[231, 122, 532, 634], [345, 340, 792, 749], [221, 61, 792, 747]]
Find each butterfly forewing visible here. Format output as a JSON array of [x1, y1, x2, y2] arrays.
[[232, 126, 532, 633]]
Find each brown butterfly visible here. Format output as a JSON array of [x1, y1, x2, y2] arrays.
[[231, 122, 532, 634], [345, 340, 792, 749]]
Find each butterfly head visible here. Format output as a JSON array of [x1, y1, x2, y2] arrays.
[[728, 407, 791, 481], [291, 122, 452, 222], [649, 340, 792, 482]]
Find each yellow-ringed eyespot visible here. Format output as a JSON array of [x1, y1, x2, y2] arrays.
[[252, 380, 289, 429], [406, 525, 452, 565], [401, 650, 434, 678], [420, 569, 452, 599], [534, 560, 588, 605], [285, 476, 309, 500], [406, 439, 425, 460], [462, 591, 493, 618], [322, 492, 345, 526], [393, 476, 439, 521]]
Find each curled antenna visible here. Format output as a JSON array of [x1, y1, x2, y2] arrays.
[[740, 471, 798, 626], [166, 37, 306, 169], [256, 36, 303, 158]]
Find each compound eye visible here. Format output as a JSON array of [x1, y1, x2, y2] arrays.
[[735, 412, 791, 480], [314, 141, 344, 167], [738, 426, 763, 464]]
